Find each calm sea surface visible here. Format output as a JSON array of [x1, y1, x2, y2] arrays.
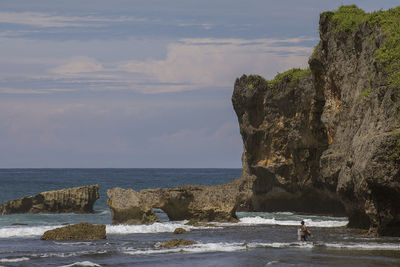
[[0, 169, 399, 266]]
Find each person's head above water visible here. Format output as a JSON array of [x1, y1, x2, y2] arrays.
[[301, 221, 305, 225]]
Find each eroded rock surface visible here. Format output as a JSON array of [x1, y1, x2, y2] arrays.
[[0, 185, 99, 214], [173, 228, 188, 234], [232, 6, 400, 236], [232, 73, 344, 215], [158, 239, 197, 248], [107, 177, 253, 224], [41, 223, 106, 240]]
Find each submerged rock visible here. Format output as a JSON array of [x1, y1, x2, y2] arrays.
[[158, 239, 197, 248], [41, 222, 106, 240], [173, 228, 188, 234], [0, 185, 99, 215]]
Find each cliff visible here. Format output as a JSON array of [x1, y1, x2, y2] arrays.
[[232, 5, 400, 236], [0, 185, 99, 214]]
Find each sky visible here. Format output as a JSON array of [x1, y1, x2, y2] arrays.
[[0, 0, 398, 168]]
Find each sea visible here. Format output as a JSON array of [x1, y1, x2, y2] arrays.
[[0, 169, 399, 267]]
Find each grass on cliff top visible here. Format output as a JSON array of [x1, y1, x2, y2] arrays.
[[368, 7, 400, 88], [267, 68, 311, 90], [323, 5, 367, 33], [322, 5, 400, 88]]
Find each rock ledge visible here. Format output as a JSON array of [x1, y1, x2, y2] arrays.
[[0, 185, 99, 214]]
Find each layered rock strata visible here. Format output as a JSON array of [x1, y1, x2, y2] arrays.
[[107, 177, 253, 224], [0, 185, 99, 214], [232, 6, 400, 236], [41, 223, 106, 240]]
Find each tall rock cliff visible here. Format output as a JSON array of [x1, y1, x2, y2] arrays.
[[232, 5, 400, 236]]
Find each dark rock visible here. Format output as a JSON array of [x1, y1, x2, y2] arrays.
[[158, 239, 197, 248], [106, 187, 158, 225], [173, 228, 188, 234], [40, 223, 106, 240], [232, 6, 400, 236], [233, 73, 345, 216], [107, 177, 252, 224], [0, 185, 99, 215]]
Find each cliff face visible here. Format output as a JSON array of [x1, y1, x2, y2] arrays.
[[232, 6, 400, 236], [0, 185, 99, 214]]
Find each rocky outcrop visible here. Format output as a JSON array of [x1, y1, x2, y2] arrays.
[[41, 223, 106, 240], [173, 228, 188, 234], [232, 5, 400, 236], [107, 177, 253, 224], [158, 239, 197, 248], [232, 72, 345, 215], [312, 7, 400, 236], [0, 185, 99, 214]]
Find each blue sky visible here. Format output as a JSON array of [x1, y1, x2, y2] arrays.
[[0, 0, 398, 168]]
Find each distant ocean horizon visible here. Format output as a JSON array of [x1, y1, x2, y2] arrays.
[[0, 168, 399, 266]]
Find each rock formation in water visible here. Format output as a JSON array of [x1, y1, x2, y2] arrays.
[[158, 239, 197, 248], [173, 228, 188, 234], [41, 223, 106, 240], [107, 177, 253, 224], [232, 5, 400, 236], [0, 185, 99, 214]]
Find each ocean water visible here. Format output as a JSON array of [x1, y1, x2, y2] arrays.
[[0, 169, 399, 267]]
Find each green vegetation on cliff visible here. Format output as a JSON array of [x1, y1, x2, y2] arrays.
[[368, 7, 400, 88], [360, 88, 371, 98], [323, 5, 366, 33], [267, 68, 310, 90], [323, 5, 400, 88]]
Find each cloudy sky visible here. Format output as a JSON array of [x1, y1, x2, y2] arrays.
[[0, 0, 398, 168]]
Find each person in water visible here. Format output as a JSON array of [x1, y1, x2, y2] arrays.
[[299, 220, 311, 241]]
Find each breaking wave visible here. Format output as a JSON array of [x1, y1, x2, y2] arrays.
[[0, 257, 30, 263]]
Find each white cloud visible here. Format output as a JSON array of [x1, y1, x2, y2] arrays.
[[0, 12, 150, 28], [116, 37, 314, 93], [1, 37, 315, 95], [50, 56, 105, 75]]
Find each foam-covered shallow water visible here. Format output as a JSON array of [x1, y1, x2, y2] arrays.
[[1, 169, 400, 266]]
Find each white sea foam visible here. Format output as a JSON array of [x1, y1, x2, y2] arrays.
[[123, 240, 400, 255], [106, 221, 207, 235], [123, 242, 246, 255], [122, 241, 313, 255], [0, 257, 30, 263], [31, 250, 108, 258], [324, 242, 400, 251], [0, 221, 216, 238], [54, 241, 94, 246], [230, 217, 348, 227], [0, 225, 59, 238], [96, 210, 110, 215], [60, 261, 101, 267]]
